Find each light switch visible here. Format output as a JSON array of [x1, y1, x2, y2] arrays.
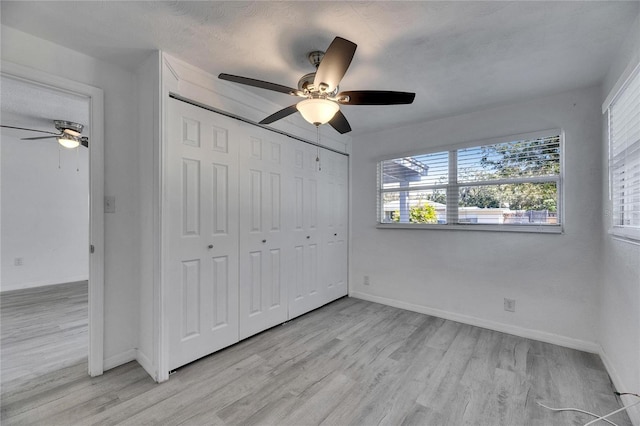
[[105, 196, 116, 213]]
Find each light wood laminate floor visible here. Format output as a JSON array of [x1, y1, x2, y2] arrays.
[[1, 281, 88, 395], [1, 296, 630, 425]]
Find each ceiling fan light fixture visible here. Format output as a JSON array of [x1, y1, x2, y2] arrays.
[[58, 134, 81, 149], [296, 98, 339, 126]]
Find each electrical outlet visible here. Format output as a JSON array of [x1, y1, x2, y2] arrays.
[[14, 257, 23, 266], [504, 298, 516, 312], [105, 196, 116, 213], [363, 275, 370, 286]]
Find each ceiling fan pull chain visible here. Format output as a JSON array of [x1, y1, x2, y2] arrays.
[[316, 126, 322, 172], [76, 146, 80, 172], [58, 144, 62, 169]]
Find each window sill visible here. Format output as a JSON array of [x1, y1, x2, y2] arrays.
[[609, 228, 640, 245], [376, 223, 563, 234]]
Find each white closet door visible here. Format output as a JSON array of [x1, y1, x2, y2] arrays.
[[166, 99, 239, 371], [322, 151, 349, 303], [288, 142, 323, 318], [238, 125, 289, 339]]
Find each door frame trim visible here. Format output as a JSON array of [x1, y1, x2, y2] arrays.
[[1, 61, 105, 376], [169, 94, 350, 157]]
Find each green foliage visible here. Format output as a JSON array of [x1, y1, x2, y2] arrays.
[[393, 203, 438, 224], [480, 136, 560, 178], [425, 191, 446, 205], [457, 183, 557, 211], [459, 186, 500, 208], [499, 182, 558, 211], [410, 203, 438, 223], [457, 136, 561, 211]]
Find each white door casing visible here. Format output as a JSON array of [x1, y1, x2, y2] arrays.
[[238, 124, 289, 339], [166, 98, 239, 370]]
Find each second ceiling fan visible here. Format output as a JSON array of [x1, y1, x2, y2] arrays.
[[219, 36, 415, 134], [0, 120, 88, 148]]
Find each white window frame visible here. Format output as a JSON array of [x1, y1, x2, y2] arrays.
[[605, 62, 640, 242], [377, 129, 564, 234]]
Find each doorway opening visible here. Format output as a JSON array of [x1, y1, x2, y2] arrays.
[[0, 65, 104, 393]]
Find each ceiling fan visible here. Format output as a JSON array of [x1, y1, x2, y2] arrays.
[[219, 36, 415, 134], [0, 120, 88, 148]]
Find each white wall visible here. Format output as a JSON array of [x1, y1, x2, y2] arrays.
[[1, 25, 140, 369], [600, 13, 640, 426], [1, 133, 88, 291], [136, 51, 161, 378], [350, 85, 603, 350]]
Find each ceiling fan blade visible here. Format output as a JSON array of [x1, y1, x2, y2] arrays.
[[219, 73, 299, 96], [259, 105, 299, 125], [21, 135, 60, 140], [81, 137, 89, 148], [328, 110, 352, 134], [337, 90, 416, 105], [0, 124, 59, 135], [313, 37, 357, 93]]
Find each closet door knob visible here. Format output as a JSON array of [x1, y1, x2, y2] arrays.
[[306, 236, 310, 239], [262, 239, 267, 243], [334, 233, 337, 236], [208, 244, 214, 249]]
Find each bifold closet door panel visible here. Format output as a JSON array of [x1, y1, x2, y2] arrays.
[[288, 142, 324, 319], [238, 124, 289, 339], [166, 99, 240, 371], [322, 151, 349, 303], [164, 98, 348, 370]]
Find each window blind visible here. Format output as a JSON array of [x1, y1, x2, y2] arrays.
[[457, 136, 561, 184], [609, 67, 640, 240], [377, 130, 562, 230]]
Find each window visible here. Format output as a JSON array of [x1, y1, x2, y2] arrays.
[[378, 130, 562, 232], [608, 66, 640, 241]]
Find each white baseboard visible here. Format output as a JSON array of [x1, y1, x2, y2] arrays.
[[599, 346, 640, 426], [103, 349, 136, 371], [0, 275, 89, 292], [349, 291, 600, 353], [136, 349, 157, 382]]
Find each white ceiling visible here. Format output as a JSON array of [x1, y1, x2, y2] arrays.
[[1, 1, 638, 136]]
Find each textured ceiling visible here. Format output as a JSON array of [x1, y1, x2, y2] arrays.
[[1, 1, 639, 135], [0, 75, 90, 140]]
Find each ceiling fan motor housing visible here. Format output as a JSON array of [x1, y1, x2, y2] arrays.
[[54, 120, 84, 136], [297, 72, 339, 97], [298, 50, 338, 96], [297, 72, 316, 91]]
